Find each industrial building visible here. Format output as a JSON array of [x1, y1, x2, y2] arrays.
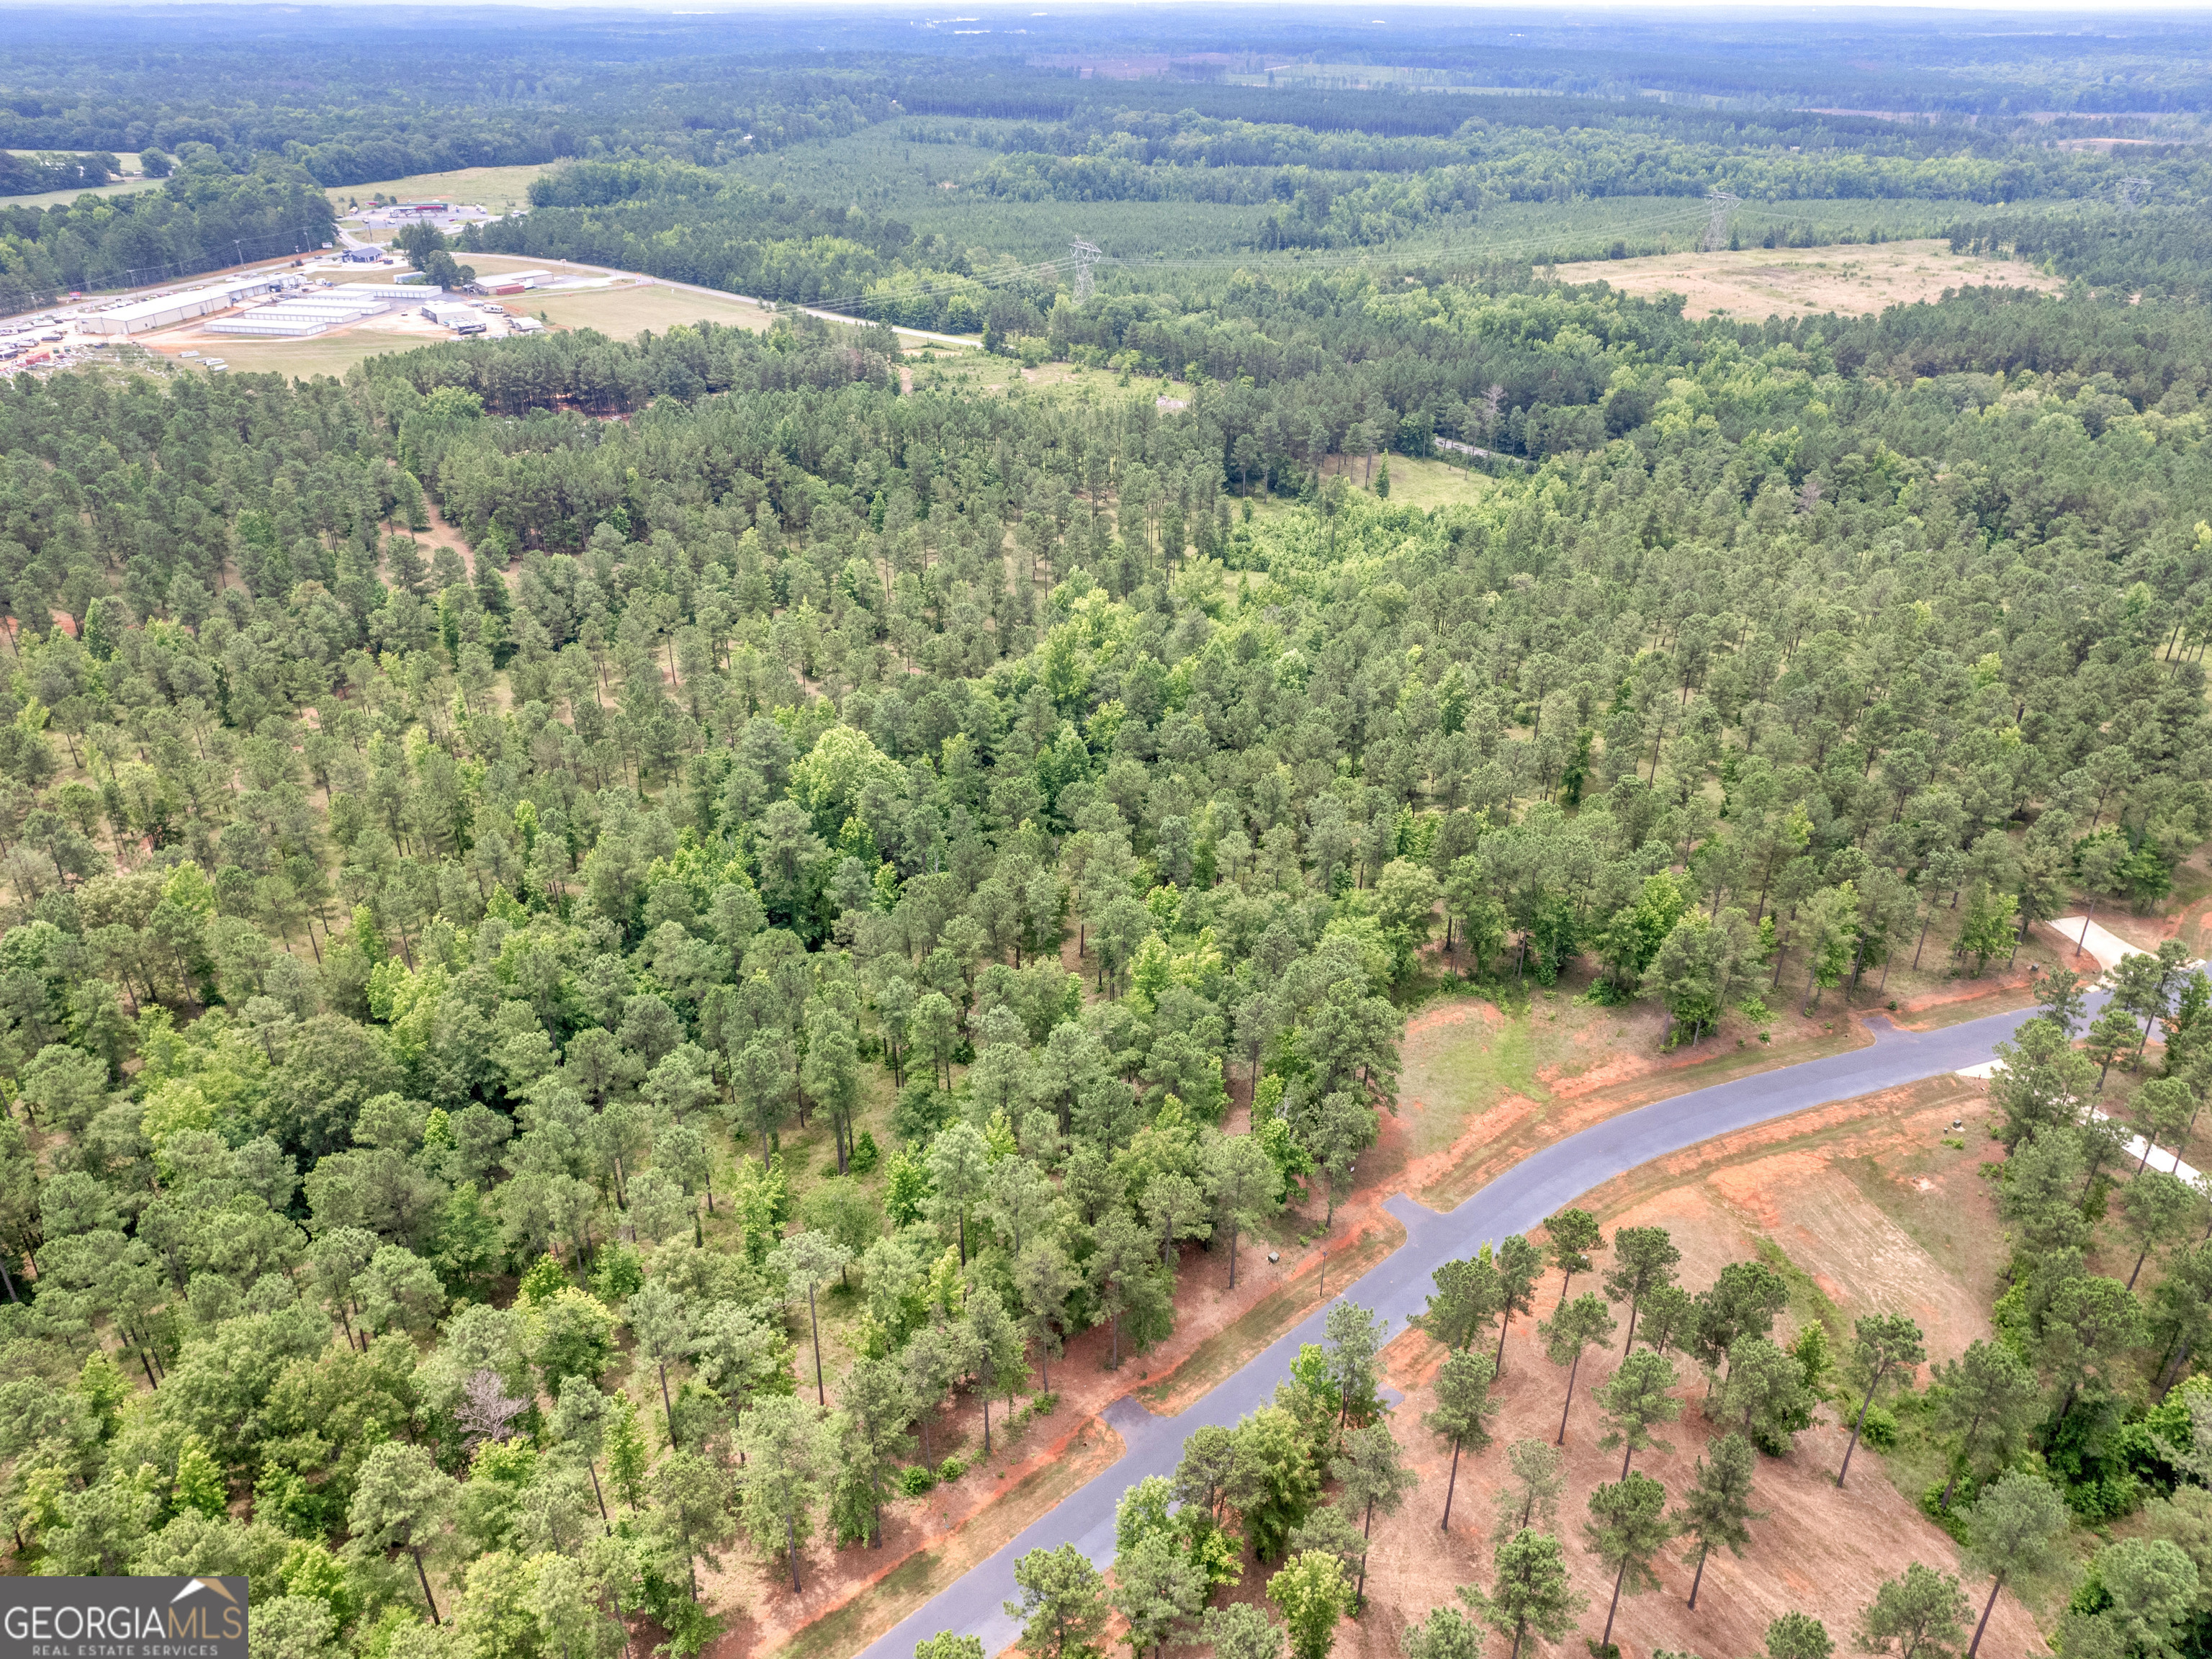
[[475, 269, 553, 295], [80, 275, 297, 336], [421, 300, 487, 334], [206, 289, 397, 338]]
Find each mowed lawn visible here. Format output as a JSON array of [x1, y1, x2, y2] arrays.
[[325, 163, 552, 215], [522, 284, 778, 336]]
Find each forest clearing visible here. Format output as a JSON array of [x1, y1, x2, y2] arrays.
[[1576, 238, 2067, 321]]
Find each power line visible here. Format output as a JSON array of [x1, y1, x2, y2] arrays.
[[793, 199, 1721, 321], [1704, 189, 1740, 253], [1, 223, 335, 320], [1090, 199, 1717, 273], [1069, 238, 1102, 304]]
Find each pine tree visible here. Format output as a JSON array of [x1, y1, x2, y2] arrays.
[[1676, 1434, 1763, 1609], [172, 1434, 227, 1520], [1584, 1472, 1678, 1653], [1596, 1348, 1683, 1478], [1424, 1348, 1497, 1532], [1466, 1529, 1586, 1659], [1539, 1292, 1617, 1445]]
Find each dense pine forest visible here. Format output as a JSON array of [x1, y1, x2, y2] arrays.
[[9, 12, 2212, 1659]]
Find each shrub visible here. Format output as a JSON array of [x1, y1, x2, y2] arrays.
[[849, 1130, 881, 1175], [899, 1465, 936, 1498], [938, 1455, 966, 1483], [1858, 1406, 1899, 1451], [2064, 1473, 2142, 1522], [1918, 1481, 1972, 1542], [1033, 1391, 1058, 1416], [589, 1244, 643, 1304]]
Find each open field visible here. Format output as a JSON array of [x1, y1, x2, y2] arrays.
[[1, 172, 166, 212], [149, 333, 415, 381], [105, 258, 949, 383], [1565, 236, 2064, 320], [324, 162, 552, 215], [526, 282, 778, 337], [134, 264, 763, 382], [1316, 451, 1500, 512]]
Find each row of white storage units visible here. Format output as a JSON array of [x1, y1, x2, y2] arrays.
[[79, 276, 295, 336], [207, 289, 397, 338]]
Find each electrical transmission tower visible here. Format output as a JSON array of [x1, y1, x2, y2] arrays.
[[2120, 176, 2152, 210], [1069, 239, 1102, 302], [1703, 189, 1740, 253]]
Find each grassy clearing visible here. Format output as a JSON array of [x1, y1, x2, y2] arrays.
[[325, 163, 552, 216], [1398, 976, 1876, 1210], [1312, 452, 1500, 512], [525, 284, 777, 338], [2, 174, 166, 212], [1834, 1122, 2007, 1302], [1570, 237, 2063, 322], [154, 333, 417, 382]]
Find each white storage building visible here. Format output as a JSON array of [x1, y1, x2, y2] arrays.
[[477, 269, 553, 295], [207, 289, 397, 338], [80, 275, 294, 336]]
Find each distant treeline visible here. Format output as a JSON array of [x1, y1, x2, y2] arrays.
[[0, 149, 123, 198], [1950, 210, 2212, 305], [0, 149, 334, 310]]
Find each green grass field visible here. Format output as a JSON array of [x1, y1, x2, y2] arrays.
[[148, 279, 781, 384], [523, 283, 777, 337], [325, 163, 552, 216], [166, 334, 418, 382], [2, 173, 166, 212]]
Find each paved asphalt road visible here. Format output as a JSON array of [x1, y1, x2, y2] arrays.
[[856, 998, 2054, 1659]]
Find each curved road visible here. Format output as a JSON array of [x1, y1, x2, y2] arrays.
[[857, 999, 2056, 1659]]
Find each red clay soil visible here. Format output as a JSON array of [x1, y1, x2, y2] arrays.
[[1131, 1310, 2041, 1659], [752, 968, 2049, 1655], [703, 1401, 1123, 1658], [1580, 1074, 2008, 1377], [1316, 1313, 2044, 1659], [1396, 1033, 1874, 1215], [1136, 1079, 2033, 1659], [703, 1192, 1403, 1656]]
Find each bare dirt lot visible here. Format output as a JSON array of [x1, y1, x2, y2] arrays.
[[1574, 237, 2064, 320], [1151, 1072, 2045, 1659]]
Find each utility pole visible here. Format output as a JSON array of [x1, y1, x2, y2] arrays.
[[1069, 238, 1102, 303], [1703, 189, 1740, 253]]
